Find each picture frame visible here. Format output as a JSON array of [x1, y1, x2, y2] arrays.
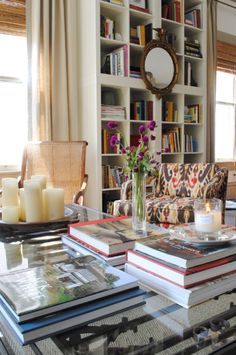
[[129, 0, 147, 10]]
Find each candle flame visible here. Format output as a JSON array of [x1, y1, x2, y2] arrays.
[[206, 202, 211, 213]]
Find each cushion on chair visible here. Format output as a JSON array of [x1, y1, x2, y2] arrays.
[[156, 163, 218, 198], [113, 194, 195, 225]]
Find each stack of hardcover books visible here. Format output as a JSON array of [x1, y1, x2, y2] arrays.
[[0, 241, 145, 344], [125, 232, 236, 308]]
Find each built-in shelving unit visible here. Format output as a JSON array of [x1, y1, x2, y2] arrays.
[[78, 0, 207, 211]]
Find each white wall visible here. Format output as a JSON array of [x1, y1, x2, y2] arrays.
[[217, 0, 236, 37]]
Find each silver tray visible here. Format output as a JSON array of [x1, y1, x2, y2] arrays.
[[0, 204, 79, 241], [169, 223, 236, 246]]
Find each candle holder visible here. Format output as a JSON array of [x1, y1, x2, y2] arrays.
[[194, 198, 222, 233]]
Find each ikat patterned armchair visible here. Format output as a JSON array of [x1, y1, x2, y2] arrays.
[[113, 163, 228, 225]]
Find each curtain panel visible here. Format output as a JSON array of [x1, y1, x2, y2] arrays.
[[26, 0, 81, 141]]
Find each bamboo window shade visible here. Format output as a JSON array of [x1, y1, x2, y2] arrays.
[[217, 41, 236, 74], [0, 0, 26, 36]]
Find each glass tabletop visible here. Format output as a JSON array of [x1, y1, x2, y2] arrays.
[[0, 205, 236, 354]]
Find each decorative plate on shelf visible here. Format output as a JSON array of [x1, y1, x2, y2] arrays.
[[169, 223, 236, 246], [0, 204, 80, 242]]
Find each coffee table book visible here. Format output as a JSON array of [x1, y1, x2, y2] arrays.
[[0, 287, 145, 345], [62, 234, 126, 267], [135, 234, 236, 268], [126, 263, 236, 308], [68, 216, 158, 256], [0, 254, 138, 323], [127, 250, 236, 288]]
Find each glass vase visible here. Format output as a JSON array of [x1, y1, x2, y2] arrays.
[[132, 172, 146, 233]]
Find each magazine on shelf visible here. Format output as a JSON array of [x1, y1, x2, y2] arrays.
[[68, 216, 162, 256], [0, 287, 145, 345], [125, 263, 236, 308], [0, 254, 138, 323], [62, 234, 126, 266], [127, 250, 236, 288], [134, 234, 236, 268]]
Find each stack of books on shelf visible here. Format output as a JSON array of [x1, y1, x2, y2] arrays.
[[101, 105, 126, 120], [185, 6, 202, 28], [100, 15, 115, 39], [125, 232, 236, 308], [101, 45, 128, 76], [184, 134, 197, 153], [162, 0, 182, 23], [102, 164, 124, 189], [130, 23, 152, 46], [162, 100, 178, 122], [0, 241, 145, 344], [129, 65, 141, 79], [162, 127, 181, 153], [184, 38, 202, 58], [130, 100, 153, 121], [184, 104, 200, 123]]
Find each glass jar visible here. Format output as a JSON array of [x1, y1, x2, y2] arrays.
[[194, 198, 222, 233]]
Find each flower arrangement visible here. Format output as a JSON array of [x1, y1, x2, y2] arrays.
[[107, 120, 159, 232], [107, 120, 159, 177]]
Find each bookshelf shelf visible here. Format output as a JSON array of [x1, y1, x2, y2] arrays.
[[79, 0, 206, 211]]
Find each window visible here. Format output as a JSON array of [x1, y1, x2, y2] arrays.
[[0, 0, 27, 170], [0, 34, 28, 169], [215, 41, 236, 162], [215, 70, 236, 161]]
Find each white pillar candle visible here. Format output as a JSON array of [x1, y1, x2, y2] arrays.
[[24, 180, 43, 223], [2, 178, 18, 207], [19, 188, 26, 222], [43, 188, 64, 221], [195, 204, 222, 233], [31, 175, 47, 190], [2, 206, 19, 223]]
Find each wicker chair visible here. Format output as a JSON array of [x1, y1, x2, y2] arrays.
[[18, 141, 88, 205]]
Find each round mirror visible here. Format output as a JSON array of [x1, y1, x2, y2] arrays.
[[140, 28, 178, 99]]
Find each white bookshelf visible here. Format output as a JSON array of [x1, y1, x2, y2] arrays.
[[78, 0, 207, 211]]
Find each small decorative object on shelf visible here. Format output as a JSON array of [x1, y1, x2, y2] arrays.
[[107, 120, 159, 232], [194, 199, 222, 233]]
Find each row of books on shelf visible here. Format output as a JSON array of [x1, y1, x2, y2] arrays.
[[67, 217, 236, 308], [102, 129, 120, 154], [130, 23, 152, 46], [0, 229, 145, 344], [184, 134, 197, 153], [102, 165, 124, 189], [162, 127, 181, 153], [162, 0, 181, 23], [184, 61, 198, 87], [184, 38, 202, 59], [185, 6, 201, 29], [101, 104, 126, 120], [100, 15, 116, 40], [101, 45, 128, 77], [162, 100, 178, 122], [130, 100, 153, 121]]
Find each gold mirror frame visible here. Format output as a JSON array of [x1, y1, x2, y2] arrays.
[[140, 28, 179, 100]]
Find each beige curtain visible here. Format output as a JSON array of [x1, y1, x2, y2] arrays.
[[206, 0, 217, 162], [26, 0, 80, 141]]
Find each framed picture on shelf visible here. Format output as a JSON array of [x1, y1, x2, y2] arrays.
[[130, 0, 146, 10]]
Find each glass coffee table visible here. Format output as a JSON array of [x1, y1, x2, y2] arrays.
[[1, 205, 236, 355]]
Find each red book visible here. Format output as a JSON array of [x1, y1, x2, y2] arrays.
[[129, 4, 150, 13], [68, 216, 147, 256], [127, 249, 236, 288]]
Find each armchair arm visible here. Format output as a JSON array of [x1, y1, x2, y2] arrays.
[[120, 179, 133, 200], [72, 174, 88, 205], [202, 168, 228, 222]]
